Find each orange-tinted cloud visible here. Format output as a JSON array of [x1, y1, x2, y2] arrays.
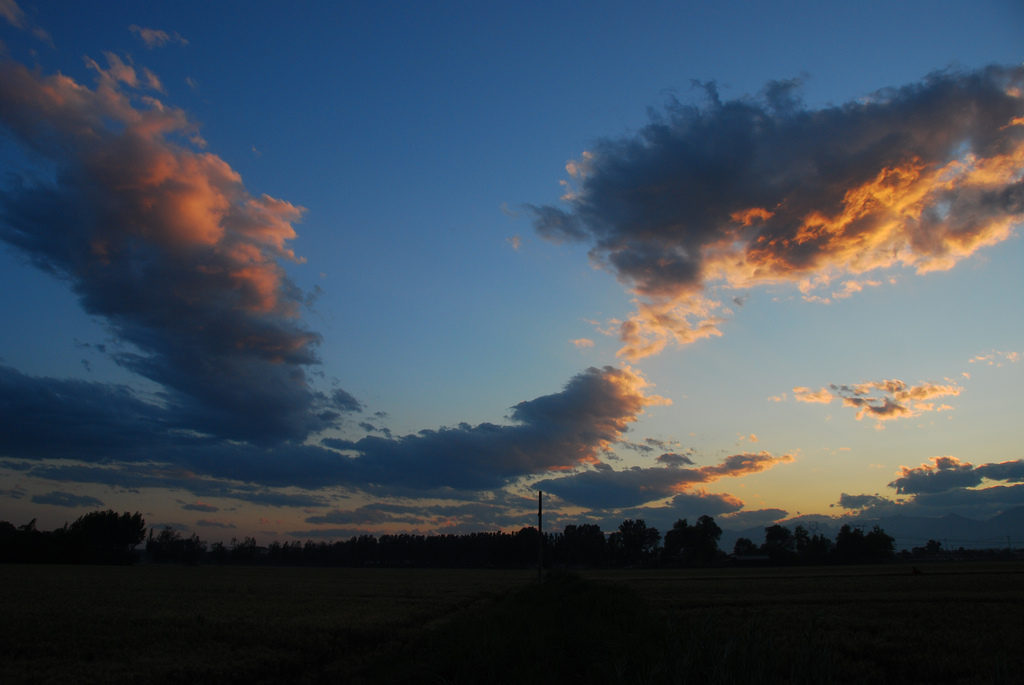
[[969, 350, 1021, 366], [0, 55, 357, 441], [531, 67, 1024, 359], [694, 451, 795, 481], [829, 379, 962, 426], [793, 386, 834, 404]]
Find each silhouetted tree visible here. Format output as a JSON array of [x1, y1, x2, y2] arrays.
[[863, 525, 896, 561], [834, 524, 894, 563], [209, 541, 229, 564], [147, 527, 207, 564], [794, 525, 810, 555], [559, 524, 606, 566], [733, 537, 759, 556], [664, 516, 722, 565], [230, 536, 258, 563], [761, 524, 796, 563], [803, 531, 834, 564], [68, 510, 146, 564], [610, 519, 660, 566]]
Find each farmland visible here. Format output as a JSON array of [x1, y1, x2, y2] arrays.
[[1, 562, 1021, 684]]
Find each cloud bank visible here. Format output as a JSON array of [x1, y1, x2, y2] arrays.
[[890, 456, 1024, 495], [324, 366, 669, 493], [530, 66, 1024, 359], [839, 456, 1024, 517], [2, 362, 671, 506], [536, 450, 793, 509]]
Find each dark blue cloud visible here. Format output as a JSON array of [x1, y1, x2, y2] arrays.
[[323, 366, 665, 492], [31, 491, 105, 508], [889, 457, 1024, 495], [1, 363, 667, 504]]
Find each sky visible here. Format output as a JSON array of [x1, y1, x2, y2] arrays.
[[1, 1, 1022, 546]]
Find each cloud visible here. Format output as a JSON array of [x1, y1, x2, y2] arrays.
[[129, 24, 188, 48], [0, 55, 360, 444], [656, 452, 694, 467], [889, 456, 1024, 495], [0, 0, 51, 44], [324, 366, 669, 493], [530, 66, 1024, 359], [536, 450, 793, 509], [659, 489, 745, 519], [970, 350, 1021, 366], [299, 498, 534, 537], [789, 377, 962, 426], [836, 456, 1024, 518], [182, 501, 219, 513], [2, 363, 672, 502], [719, 508, 789, 528], [30, 491, 105, 508], [837, 493, 893, 510], [195, 519, 236, 529], [906, 483, 1024, 512], [0, 0, 26, 28], [794, 386, 834, 403], [830, 379, 962, 426], [571, 338, 595, 348]]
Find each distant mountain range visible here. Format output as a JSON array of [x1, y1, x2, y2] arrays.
[[720, 506, 1024, 554]]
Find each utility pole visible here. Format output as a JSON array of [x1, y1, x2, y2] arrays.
[[537, 490, 543, 583]]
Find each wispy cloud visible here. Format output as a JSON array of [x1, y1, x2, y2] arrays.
[[969, 350, 1021, 366], [530, 67, 1024, 359], [31, 491, 105, 508], [793, 386, 834, 404], [129, 24, 188, 49], [0, 0, 51, 44], [195, 519, 236, 529], [182, 501, 219, 513]]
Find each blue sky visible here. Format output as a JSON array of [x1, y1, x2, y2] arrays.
[[1, 1, 1022, 544]]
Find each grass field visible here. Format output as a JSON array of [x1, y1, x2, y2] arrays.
[[1, 562, 1021, 684]]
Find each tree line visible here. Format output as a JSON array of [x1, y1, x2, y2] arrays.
[[0, 510, 146, 564], [0, 510, 896, 567]]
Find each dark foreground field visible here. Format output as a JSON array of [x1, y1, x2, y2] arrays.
[[1, 562, 1021, 684]]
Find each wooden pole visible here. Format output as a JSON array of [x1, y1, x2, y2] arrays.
[[537, 490, 543, 583]]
